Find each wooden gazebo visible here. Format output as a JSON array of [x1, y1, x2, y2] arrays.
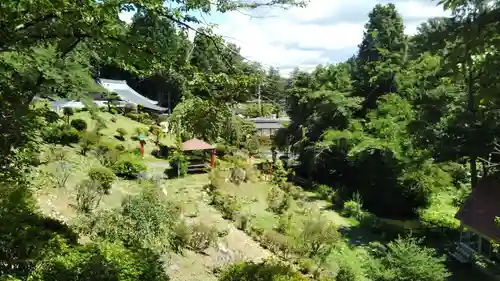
[[181, 138, 216, 173]]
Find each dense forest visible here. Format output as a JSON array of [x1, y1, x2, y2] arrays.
[[274, 1, 500, 220], [1, 0, 500, 280]]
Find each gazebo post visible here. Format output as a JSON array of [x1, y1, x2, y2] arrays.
[[211, 149, 215, 168]]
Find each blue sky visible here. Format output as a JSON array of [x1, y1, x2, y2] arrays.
[[120, 0, 450, 76]]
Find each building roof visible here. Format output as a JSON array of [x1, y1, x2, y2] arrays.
[[455, 177, 500, 242], [98, 78, 167, 112], [181, 138, 215, 151], [51, 100, 85, 109], [247, 117, 289, 130]]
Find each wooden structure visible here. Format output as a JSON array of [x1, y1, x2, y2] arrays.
[[180, 138, 215, 173], [453, 177, 500, 276]]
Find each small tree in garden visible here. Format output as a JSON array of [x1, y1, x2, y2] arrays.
[[271, 159, 288, 187], [88, 166, 116, 194], [63, 107, 74, 124], [149, 125, 165, 145], [373, 235, 450, 281], [75, 179, 104, 213], [79, 131, 100, 156], [51, 159, 73, 189], [297, 212, 340, 259], [104, 92, 120, 113], [70, 119, 87, 131]]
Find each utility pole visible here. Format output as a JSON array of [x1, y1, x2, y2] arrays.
[[167, 91, 171, 115], [257, 79, 262, 116]]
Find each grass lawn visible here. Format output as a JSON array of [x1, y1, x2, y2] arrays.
[[72, 111, 175, 161]]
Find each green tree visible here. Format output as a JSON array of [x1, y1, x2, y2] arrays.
[[28, 241, 169, 281], [352, 4, 407, 110]]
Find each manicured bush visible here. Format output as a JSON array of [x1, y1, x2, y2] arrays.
[[88, 166, 116, 194], [267, 186, 287, 214], [115, 144, 126, 151], [112, 157, 147, 179], [60, 126, 80, 145], [70, 118, 87, 131], [116, 128, 127, 140], [62, 106, 74, 118], [44, 110, 60, 123], [79, 131, 100, 156], [43, 125, 81, 145]]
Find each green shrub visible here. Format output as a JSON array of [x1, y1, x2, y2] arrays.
[[297, 258, 315, 274], [29, 241, 169, 281], [211, 191, 240, 220], [70, 118, 87, 131], [75, 179, 104, 213], [88, 166, 116, 194], [112, 157, 147, 179], [276, 212, 295, 235], [372, 236, 450, 281], [133, 127, 148, 138], [271, 160, 288, 187], [343, 200, 362, 218], [94, 144, 121, 167], [218, 261, 308, 281], [137, 104, 144, 112], [79, 131, 100, 156], [170, 220, 190, 253], [115, 144, 126, 151], [316, 184, 332, 200], [62, 107, 74, 122], [116, 127, 127, 137], [267, 186, 289, 214], [187, 222, 219, 253], [336, 263, 358, 281], [44, 111, 60, 123], [149, 125, 164, 144], [297, 213, 339, 258], [60, 126, 80, 145], [43, 125, 80, 145], [261, 230, 296, 258], [166, 151, 189, 178]]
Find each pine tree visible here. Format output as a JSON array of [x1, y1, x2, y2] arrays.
[[352, 3, 407, 110]]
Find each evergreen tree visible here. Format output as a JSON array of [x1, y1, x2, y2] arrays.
[[352, 3, 407, 110]]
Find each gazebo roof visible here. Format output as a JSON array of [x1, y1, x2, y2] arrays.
[[180, 138, 215, 151], [456, 177, 500, 242]]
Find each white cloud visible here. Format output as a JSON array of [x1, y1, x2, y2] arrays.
[[117, 0, 451, 75], [209, 0, 451, 75]]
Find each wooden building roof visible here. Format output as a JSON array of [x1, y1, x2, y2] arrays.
[[455, 177, 500, 242]]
